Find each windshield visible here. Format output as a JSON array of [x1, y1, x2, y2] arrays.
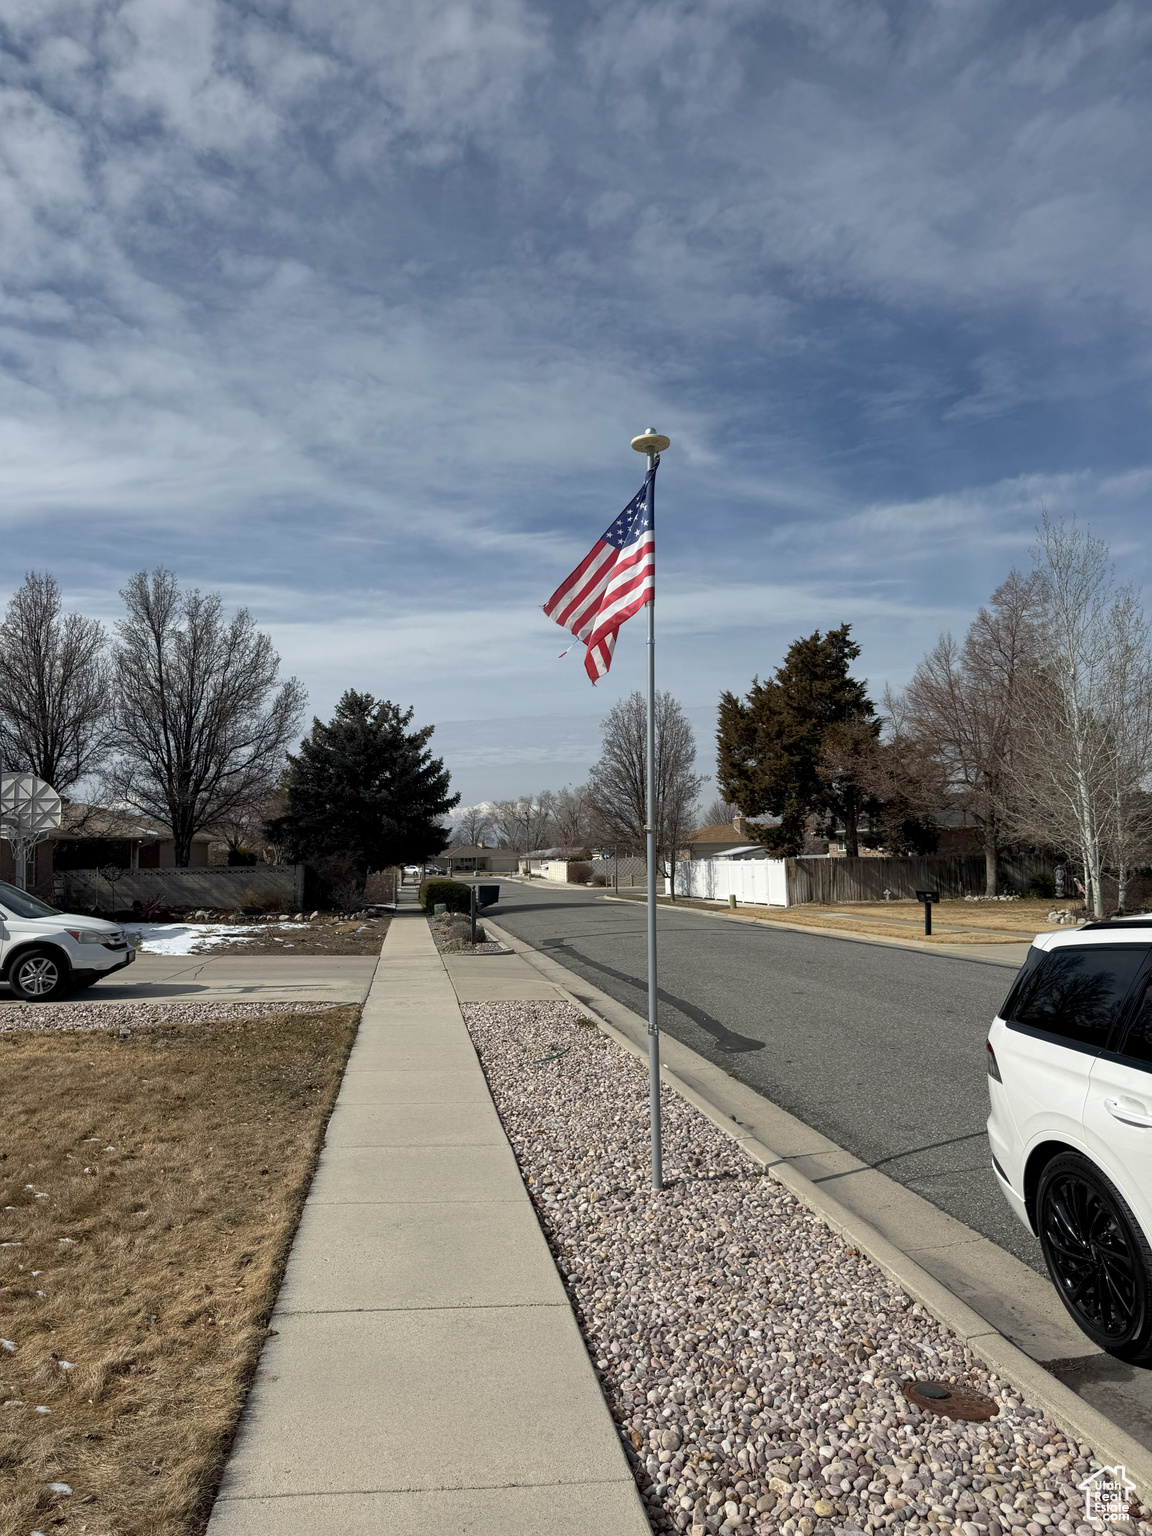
[[0, 879, 60, 919]]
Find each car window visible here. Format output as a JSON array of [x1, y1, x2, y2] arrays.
[[1007, 946, 1147, 1048], [1116, 980, 1152, 1066], [0, 879, 60, 919], [998, 946, 1047, 1021]]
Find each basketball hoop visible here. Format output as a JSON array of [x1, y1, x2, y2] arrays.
[[0, 773, 63, 891]]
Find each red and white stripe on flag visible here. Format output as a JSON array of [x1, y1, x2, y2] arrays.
[[543, 467, 656, 682]]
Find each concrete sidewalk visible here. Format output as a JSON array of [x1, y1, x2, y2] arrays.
[[207, 901, 649, 1535]]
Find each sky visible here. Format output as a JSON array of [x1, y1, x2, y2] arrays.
[[3, 0, 1152, 806]]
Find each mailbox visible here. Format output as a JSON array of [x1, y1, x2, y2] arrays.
[[476, 884, 500, 908]]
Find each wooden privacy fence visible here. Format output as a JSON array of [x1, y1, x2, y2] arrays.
[[785, 855, 987, 905], [677, 850, 1058, 907]]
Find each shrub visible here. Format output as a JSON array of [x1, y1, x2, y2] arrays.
[[1026, 873, 1056, 899], [243, 887, 291, 912], [418, 877, 471, 914], [566, 862, 592, 884]]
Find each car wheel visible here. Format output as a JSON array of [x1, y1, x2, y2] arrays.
[[7, 948, 72, 1003], [1037, 1150, 1152, 1362]]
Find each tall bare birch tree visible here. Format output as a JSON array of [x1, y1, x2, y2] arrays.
[[1008, 520, 1152, 917]]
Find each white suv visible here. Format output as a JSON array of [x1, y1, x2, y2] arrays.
[[0, 879, 135, 1002], [988, 917, 1152, 1360]]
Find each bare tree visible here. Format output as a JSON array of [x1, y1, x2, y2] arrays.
[[554, 784, 592, 849], [702, 794, 739, 826], [903, 571, 1032, 895], [854, 687, 946, 855], [213, 785, 289, 864], [490, 792, 557, 854], [1007, 521, 1152, 918], [0, 571, 111, 795], [585, 691, 704, 894], [106, 570, 306, 866], [451, 803, 494, 847], [1100, 591, 1152, 909]]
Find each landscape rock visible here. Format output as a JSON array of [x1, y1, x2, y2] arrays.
[[462, 999, 1151, 1536]]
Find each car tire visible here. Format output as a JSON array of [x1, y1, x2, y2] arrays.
[[1037, 1150, 1152, 1363], [7, 947, 73, 1003]]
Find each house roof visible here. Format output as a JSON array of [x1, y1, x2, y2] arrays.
[[686, 822, 748, 844], [51, 803, 213, 842]]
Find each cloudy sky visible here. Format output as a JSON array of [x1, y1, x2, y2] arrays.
[[3, 0, 1151, 804]]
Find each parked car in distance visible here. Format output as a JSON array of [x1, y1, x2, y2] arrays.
[[988, 915, 1152, 1361], [0, 878, 135, 1002]]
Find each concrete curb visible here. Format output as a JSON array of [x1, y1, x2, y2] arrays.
[[482, 915, 1152, 1500]]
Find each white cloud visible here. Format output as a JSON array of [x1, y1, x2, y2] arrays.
[[0, 1, 1150, 801]]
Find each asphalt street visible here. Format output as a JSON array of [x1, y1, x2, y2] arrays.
[[487, 880, 1044, 1271]]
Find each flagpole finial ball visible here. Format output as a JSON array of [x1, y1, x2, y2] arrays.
[[631, 428, 670, 453]]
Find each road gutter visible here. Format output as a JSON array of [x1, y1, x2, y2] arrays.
[[483, 914, 1152, 1498]]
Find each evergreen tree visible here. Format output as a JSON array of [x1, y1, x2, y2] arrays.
[[717, 625, 879, 857], [268, 691, 458, 871]]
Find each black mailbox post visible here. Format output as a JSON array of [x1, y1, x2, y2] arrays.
[[469, 883, 500, 946], [915, 888, 940, 935]]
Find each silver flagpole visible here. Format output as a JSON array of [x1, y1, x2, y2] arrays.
[[631, 427, 670, 1192]]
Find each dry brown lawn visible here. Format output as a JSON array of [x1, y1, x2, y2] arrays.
[[618, 892, 1080, 943], [0, 1005, 360, 1536]]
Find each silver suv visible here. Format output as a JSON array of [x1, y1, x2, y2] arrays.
[[0, 879, 135, 1001]]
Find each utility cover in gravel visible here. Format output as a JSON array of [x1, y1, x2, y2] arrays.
[[462, 1000, 1145, 1536]]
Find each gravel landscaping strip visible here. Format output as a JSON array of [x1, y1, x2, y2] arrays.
[[0, 1000, 344, 1034], [462, 999, 1148, 1536], [428, 912, 507, 955]]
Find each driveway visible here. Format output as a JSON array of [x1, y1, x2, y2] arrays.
[[0, 953, 380, 1007]]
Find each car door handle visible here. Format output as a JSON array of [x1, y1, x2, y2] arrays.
[[1104, 1097, 1152, 1128]]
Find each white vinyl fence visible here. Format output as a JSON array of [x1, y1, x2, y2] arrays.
[[674, 858, 790, 907]]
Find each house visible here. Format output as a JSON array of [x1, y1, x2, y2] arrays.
[[441, 844, 520, 874], [682, 816, 754, 859], [3, 803, 215, 891]]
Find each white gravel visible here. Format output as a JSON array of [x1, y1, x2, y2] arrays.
[[462, 1000, 1148, 1536], [0, 1000, 345, 1033]]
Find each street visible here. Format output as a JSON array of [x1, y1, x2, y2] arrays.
[[488, 880, 1043, 1270]]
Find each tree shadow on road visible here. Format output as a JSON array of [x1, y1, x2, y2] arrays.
[[538, 937, 766, 1055]]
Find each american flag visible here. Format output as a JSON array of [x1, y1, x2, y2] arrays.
[[543, 461, 657, 681]]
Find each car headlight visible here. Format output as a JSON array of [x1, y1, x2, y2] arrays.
[[66, 928, 117, 945]]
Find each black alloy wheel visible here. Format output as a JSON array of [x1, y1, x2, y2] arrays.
[[1037, 1151, 1152, 1362], [7, 948, 72, 1003]]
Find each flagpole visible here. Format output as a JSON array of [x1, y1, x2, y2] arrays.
[[632, 427, 670, 1192]]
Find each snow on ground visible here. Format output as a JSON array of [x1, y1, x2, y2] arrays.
[[131, 923, 274, 956]]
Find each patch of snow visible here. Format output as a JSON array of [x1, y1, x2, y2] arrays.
[[133, 922, 268, 955]]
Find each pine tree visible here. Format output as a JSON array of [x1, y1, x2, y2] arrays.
[[268, 691, 459, 871], [717, 625, 879, 857]]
